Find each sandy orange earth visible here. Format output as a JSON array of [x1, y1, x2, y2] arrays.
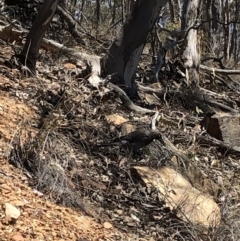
[[0, 76, 126, 241]]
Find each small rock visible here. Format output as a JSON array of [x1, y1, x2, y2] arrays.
[[103, 221, 113, 229], [211, 159, 219, 167], [5, 203, 21, 220], [149, 238, 155, 241], [106, 114, 128, 126], [0, 183, 12, 191], [11, 232, 25, 241], [64, 63, 76, 70], [116, 209, 123, 215], [33, 189, 44, 197]]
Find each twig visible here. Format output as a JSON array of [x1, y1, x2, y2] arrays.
[[151, 111, 159, 130]]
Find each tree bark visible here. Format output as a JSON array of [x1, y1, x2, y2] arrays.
[[110, 0, 116, 25], [180, 0, 200, 85], [168, 0, 175, 22], [103, 0, 168, 97], [174, 0, 181, 22], [96, 0, 101, 25], [79, 0, 85, 24], [126, 0, 135, 15], [230, 0, 239, 62], [20, 0, 59, 74], [205, 0, 212, 39], [211, 0, 219, 31], [122, 0, 125, 23], [222, 0, 230, 61]]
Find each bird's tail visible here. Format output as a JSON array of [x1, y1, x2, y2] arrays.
[[95, 142, 121, 147]]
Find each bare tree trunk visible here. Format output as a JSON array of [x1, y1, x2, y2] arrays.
[[20, 0, 59, 73], [96, 0, 101, 25], [234, 0, 239, 62], [103, 0, 168, 97], [79, 0, 85, 24], [230, 23, 237, 61], [122, 0, 125, 23], [180, 0, 200, 85], [230, 0, 239, 63], [208, 0, 220, 56], [222, 0, 230, 62], [126, 0, 135, 15], [110, 0, 116, 25], [206, 0, 212, 39], [203, 0, 220, 54], [174, 0, 181, 22], [168, 0, 175, 22], [211, 0, 219, 31]]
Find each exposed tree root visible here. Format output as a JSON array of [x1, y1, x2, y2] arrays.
[[107, 82, 155, 114]]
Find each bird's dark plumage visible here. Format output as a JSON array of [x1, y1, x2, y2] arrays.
[[97, 129, 163, 153], [119, 129, 163, 152]]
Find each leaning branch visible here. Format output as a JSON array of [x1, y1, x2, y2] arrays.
[[200, 65, 240, 75], [107, 82, 155, 114], [41, 38, 101, 75]]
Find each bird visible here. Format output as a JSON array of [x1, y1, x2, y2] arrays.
[[96, 129, 164, 153]]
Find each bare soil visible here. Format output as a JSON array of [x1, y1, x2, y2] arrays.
[[0, 83, 130, 241]]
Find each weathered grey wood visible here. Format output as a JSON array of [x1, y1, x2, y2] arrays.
[[180, 0, 200, 85], [200, 65, 240, 75]]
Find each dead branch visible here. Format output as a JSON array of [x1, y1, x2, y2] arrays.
[[201, 56, 226, 69], [199, 87, 237, 107], [107, 82, 155, 114], [197, 134, 240, 156], [151, 111, 159, 130], [137, 82, 165, 95], [202, 97, 238, 113], [188, 86, 238, 113], [203, 72, 235, 91], [200, 65, 240, 75], [41, 38, 101, 75], [56, 5, 85, 45]]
